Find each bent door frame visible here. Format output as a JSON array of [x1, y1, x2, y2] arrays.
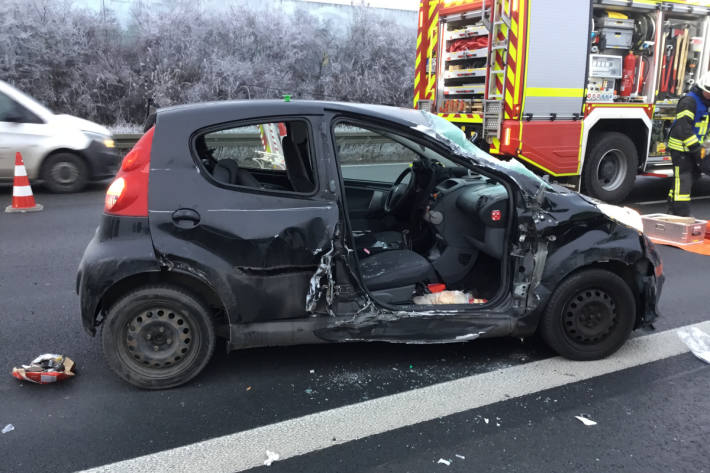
[[324, 113, 521, 324]]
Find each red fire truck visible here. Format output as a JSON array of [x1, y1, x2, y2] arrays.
[[413, 0, 710, 202]]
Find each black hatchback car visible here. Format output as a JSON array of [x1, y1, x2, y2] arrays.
[[77, 100, 663, 389]]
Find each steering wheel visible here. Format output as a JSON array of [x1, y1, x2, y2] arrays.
[[384, 166, 416, 214]]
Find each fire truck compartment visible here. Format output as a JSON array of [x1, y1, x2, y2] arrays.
[[413, 0, 710, 201]]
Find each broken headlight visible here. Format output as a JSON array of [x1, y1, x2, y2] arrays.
[[596, 203, 644, 234]]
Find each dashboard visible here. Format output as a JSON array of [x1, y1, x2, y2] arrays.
[[422, 175, 509, 283]]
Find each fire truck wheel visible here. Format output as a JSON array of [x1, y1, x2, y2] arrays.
[[582, 132, 638, 203]]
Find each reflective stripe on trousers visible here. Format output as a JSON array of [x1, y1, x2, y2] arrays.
[[668, 150, 700, 216]]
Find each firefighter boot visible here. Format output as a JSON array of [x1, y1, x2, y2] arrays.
[[670, 200, 691, 217]]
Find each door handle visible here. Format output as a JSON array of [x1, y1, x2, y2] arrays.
[[171, 208, 201, 228]]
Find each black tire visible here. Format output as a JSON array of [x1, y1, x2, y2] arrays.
[[41, 152, 88, 193], [582, 132, 638, 203], [539, 269, 635, 361], [101, 285, 216, 389]]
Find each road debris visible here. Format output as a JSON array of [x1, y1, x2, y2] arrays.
[[677, 326, 710, 364], [484, 418, 489, 424], [575, 415, 598, 426], [2, 424, 14, 434], [455, 454, 465, 460], [11, 354, 75, 384], [437, 458, 452, 466], [246, 386, 252, 391], [309, 369, 315, 374], [264, 450, 280, 466], [304, 388, 313, 394]]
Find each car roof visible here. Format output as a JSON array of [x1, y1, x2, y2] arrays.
[[157, 100, 428, 128], [152, 99, 546, 197]]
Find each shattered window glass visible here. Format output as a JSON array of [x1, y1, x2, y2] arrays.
[[414, 111, 552, 189]]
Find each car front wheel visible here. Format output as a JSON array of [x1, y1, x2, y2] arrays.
[[41, 152, 89, 193], [101, 285, 216, 389], [539, 269, 635, 361]]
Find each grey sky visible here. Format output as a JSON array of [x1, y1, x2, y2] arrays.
[[301, 0, 419, 10], [78, 0, 418, 26]]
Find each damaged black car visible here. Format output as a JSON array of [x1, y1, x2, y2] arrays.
[[76, 100, 664, 389]]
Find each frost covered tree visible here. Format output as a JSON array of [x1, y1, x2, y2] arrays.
[[0, 0, 416, 126]]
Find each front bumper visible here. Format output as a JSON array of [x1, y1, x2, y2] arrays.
[[638, 235, 664, 327], [84, 140, 120, 180]]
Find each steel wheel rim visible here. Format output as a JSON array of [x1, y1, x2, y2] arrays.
[[121, 307, 199, 373], [51, 161, 80, 185], [596, 148, 627, 192], [563, 288, 617, 345]]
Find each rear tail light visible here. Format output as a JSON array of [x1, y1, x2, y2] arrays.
[[105, 126, 154, 216], [105, 177, 125, 210]]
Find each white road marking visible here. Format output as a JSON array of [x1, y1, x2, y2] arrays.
[[79, 321, 710, 473]]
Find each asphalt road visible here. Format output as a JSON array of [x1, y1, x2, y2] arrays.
[[1, 174, 709, 473]]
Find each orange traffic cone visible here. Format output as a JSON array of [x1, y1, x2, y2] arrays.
[[5, 152, 43, 213]]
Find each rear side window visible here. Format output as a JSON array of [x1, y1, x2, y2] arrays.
[[194, 120, 316, 194], [0, 91, 43, 124]]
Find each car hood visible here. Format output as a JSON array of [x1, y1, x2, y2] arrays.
[[536, 185, 635, 236], [51, 114, 111, 136]]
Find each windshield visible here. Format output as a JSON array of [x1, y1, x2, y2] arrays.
[[415, 111, 551, 187]]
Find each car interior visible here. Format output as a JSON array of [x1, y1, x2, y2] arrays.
[[334, 123, 510, 307], [194, 119, 510, 308], [196, 120, 316, 193]]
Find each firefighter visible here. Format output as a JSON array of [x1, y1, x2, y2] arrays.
[[667, 73, 710, 216]]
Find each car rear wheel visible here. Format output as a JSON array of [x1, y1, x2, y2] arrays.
[[539, 269, 635, 361], [41, 152, 88, 193], [582, 132, 637, 203], [101, 285, 216, 389]]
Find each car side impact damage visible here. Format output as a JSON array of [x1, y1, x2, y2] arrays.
[[76, 100, 664, 388]]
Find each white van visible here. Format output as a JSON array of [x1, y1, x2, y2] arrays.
[[0, 80, 119, 192]]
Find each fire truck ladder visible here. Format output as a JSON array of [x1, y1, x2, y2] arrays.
[[484, 0, 511, 141]]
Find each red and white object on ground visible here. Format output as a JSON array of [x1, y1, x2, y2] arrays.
[[11, 354, 75, 384], [5, 152, 43, 213]]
